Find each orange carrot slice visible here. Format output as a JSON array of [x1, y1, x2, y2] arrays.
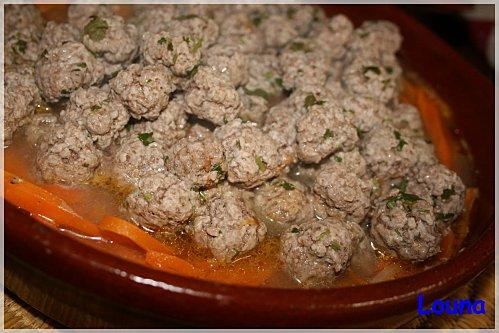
[[145, 251, 199, 278], [3, 170, 101, 237], [99, 216, 174, 254]]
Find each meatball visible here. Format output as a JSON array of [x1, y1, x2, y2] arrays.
[[5, 4, 44, 34], [279, 38, 329, 90], [35, 123, 102, 184], [142, 31, 202, 77], [415, 164, 465, 223], [40, 21, 80, 51], [24, 113, 59, 148], [370, 184, 441, 261], [263, 101, 299, 163], [129, 4, 178, 35], [217, 12, 265, 54], [348, 20, 402, 56], [60, 86, 129, 149], [296, 102, 358, 164], [260, 14, 299, 49], [238, 88, 269, 125], [165, 134, 226, 189], [125, 172, 195, 229], [5, 26, 41, 66], [282, 4, 317, 36], [313, 163, 371, 223], [314, 14, 353, 61], [184, 66, 243, 126], [129, 95, 188, 148], [82, 15, 139, 65], [361, 123, 437, 180], [342, 54, 401, 104], [111, 132, 167, 186], [205, 43, 250, 87], [167, 15, 219, 49], [340, 93, 391, 134], [391, 103, 425, 137], [280, 220, 361, 283], [245, 53, 283, 97], [110, 63, 176, 120], [191, 185, 267, 262], [324, 148, 368, 178], [4, 65, 41, 145], [214, 119, 285, 188], [253, 178, 315, 235], [67, 4, 115, 30], [35, 42, 105, 103]]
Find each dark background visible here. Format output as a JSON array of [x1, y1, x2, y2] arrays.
[[401, 5, 494, 80]]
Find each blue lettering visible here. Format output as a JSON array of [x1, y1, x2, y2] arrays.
[[417, 294, 431, 315], [432, 299, 445, 315], [459, 299, 472, 314], [445, 299, 459, 315], [473, 300, 486, 314]]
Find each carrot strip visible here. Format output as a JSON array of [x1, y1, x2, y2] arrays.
[[145, 251, 199, 278], [3, 171, 102, 237], [99, 216, 174, 254]]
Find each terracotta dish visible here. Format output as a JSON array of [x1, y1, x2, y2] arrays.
[[4, 4, 494, 328]]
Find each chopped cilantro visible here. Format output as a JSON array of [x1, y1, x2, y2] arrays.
[[394, 179, 408, 193], [393, 130, 407, 151], [185, 63, 200, 79], [291, 227, 300, 234], [235, 140, 242, 149], [138, 132, 155, 146], [273, 179, 295, 190], [157, 36, 169, 45], [304, 94, 325, 109], [249, 11, 268, 27], [12, 39, 27, 54], [386, 192, 422, 209], [191, 186, 207, 203], [75, 62, 87, 68], [323, 128, 333, 140], [143, 192, 153, 202], [191, 37, 203, 54], [289, 41, 311, 52], [436, 212, 455, 221], [330, 240, 342, 251], [362, 66, 381, 76], [83, 16, 108, 42], [356, 127, 366, 139], [274, 77, 283, 88], [243, 87, 271, 101], [90, 105, 101, 112], [211, 163, 225, 177], [334, 155, 343, 162], [441, 187, 456, 200], [255, 155, 267, 172]]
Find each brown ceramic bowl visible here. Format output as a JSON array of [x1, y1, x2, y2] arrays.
[[4, 4, 494, 328]]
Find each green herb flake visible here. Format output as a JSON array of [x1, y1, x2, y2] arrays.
[[263, 71, 273, 80], [13, 39, 27, 54], [90, 105, 101, 112], [40, 49, 48, 58], [274, 179, 295, 191], [249, 11, 268, 27], [289, 41, 311, 53], [124, 123, 132, 132], [163, 156, 169, 163], [185, 63, 200, 79], [243, 87, 271, 101], [83, 16, 109, 42], [75, 62, 87, 69], [318, 229, 330, 241], [356, 127, 366, 139], [191, 38, 203, 54], [138, 132, 155, 146], [334, 155, 343, 163], [362, 66, 381, 76], [441, 187, 456, 200], [274, 77, 283, 88], [255, 155, 267, 172], [303, 94, 325, 109], [323, 128, 333, 140], [395, 179, 408, 193], [386, 192, 422, 209], [191, 186, 207, 203], [157, 36, 169, 45], [235, 140, 242, 149], [436, 212, 455, 221], [143, 192, 153, 202], [358, 31, 369, 38], [211, 163, 225, 177], [393, 130, 408, 151], [291, 227, 300, 234], [385, 66, 394, 74], [330, 240, 342, 251]]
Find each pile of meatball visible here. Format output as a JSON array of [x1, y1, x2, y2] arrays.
[[4, 4, 466, 285]]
